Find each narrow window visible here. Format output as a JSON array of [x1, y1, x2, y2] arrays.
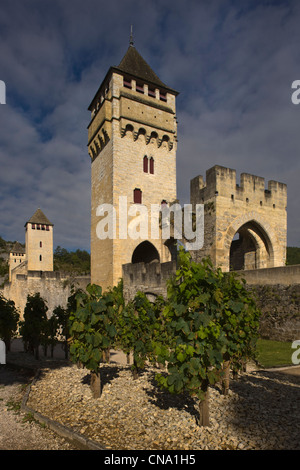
[[150, 157, 154, 174], [40, 241, 42, 248], [143, 155, 148, 173], [136, 82, 144, 94], [32, 224, 35, 230], [148, 87, 156, 98], [39, 255, 42, 262], [160, 91, 167, 102], [46, 225, 49, 231], [123, 77, 132, 89], [133, 188, 142, 204], [37, 224, 40, 230]]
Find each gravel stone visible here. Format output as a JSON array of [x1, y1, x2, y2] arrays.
[[0, 366, 77, 450], [24, 361, 300, 450]]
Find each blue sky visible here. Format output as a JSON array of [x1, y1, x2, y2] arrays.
[[0, 0, 300, 251]]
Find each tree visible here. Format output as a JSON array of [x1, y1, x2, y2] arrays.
[[69, 284, 118, 398], [217, 269, 261, 394], [0, 294, 19, 351], [116, 292, 164, 378], [19, 293, 48, 359], [53, 288, 83, 360], [155, 248, 260, 426]]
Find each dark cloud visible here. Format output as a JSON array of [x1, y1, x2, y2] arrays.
[[0, 0, 300, 251]]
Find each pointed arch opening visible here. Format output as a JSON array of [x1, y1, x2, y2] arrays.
[[132, 241, 160, 264], [229, 220, 274, 271]]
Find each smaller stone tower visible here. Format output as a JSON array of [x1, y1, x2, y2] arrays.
[[190, 165, 287, 271], [25, 209, 54, 272], [9, 242, 26, 281]]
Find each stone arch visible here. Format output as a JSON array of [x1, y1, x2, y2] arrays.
[[159, 134, 170, 149], [164, 238, 177, 262], [135, 127, 147, 142], [122, 123, 134, 138], [223, 214, 276, 271], [131, 241, 160, 264], [147, 131, 159, 146], [144, 292, 158, 303]]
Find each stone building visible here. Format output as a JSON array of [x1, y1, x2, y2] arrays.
[[190, 165, 287, 272], [88, 38, 287, 297], [88, 39, 179, 291], [25, 208, 54, 272], [2, 209, 89, 319]]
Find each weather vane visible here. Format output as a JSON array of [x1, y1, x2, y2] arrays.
[[130, 25, 134, 46]]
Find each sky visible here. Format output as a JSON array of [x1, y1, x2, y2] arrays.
[[0, 0, 300, 252]]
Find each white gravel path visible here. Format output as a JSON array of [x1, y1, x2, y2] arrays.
[[0, 366, 77, 450]]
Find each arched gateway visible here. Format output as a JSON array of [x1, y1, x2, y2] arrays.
[[190, 165, 287, 271]]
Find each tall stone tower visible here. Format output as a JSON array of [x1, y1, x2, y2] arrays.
[[25, 208, 54, 272], [88, 39, 179, 290], [190, 165, 287, 271]]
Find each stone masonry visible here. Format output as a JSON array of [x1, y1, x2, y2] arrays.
[[88, 44, 178, 291], [190, 165, 287, 272]]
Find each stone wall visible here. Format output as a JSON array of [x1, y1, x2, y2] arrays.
[[1, 272, 90, 320], [236, 264, 300, 285], [249, 284, 300, 342], [122, 261, 300, 342], [122, 260, 176, 302]]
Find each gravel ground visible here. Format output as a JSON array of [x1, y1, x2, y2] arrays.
[[0, 366, 78, 450], [26, 361, 300, 451]]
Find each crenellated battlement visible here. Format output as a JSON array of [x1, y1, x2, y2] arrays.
[[191, 165, 287, 209]]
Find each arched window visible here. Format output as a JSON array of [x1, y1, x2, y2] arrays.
[[133, 188, 142, 204], [143, 155, 148, 173], [132, 241, 160, 264], [150, 157, 154, 174]]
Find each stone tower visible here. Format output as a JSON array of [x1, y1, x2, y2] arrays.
[[88, 39, 179, 290], [190, 165, 287, 271], [25, 208, 54, 272], [9, 242, 26, 282]]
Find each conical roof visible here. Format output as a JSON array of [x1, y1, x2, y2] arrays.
[[25, 208, 53, 227], [116, 45, 168, 89], [10, 241, 25, 254], [88, 44, 178, 111]]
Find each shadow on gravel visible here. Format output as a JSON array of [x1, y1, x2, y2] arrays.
[[0, 365, 34, 386], [228, 370, 300, 449], [145, 370, 199, 420], [81, 364, 123, 389]]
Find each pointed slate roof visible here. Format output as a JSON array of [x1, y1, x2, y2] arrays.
[[116, 45, 168, 89], [10, 241, 25, 254], [25, 208, 53, 227], [88, 44, 178, 111]]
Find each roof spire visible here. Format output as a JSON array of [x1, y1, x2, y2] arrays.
[[129, 25, 134, 46]]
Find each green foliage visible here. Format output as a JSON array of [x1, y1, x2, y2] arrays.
[[69, 284, 119, 373], [286, 246, 300, 265], [54, 246, 90, 274], [155, 248, 261, 401], [19, 293, 48, 359], [116, 292, 165, 376], [0, 294, 19, 350]]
